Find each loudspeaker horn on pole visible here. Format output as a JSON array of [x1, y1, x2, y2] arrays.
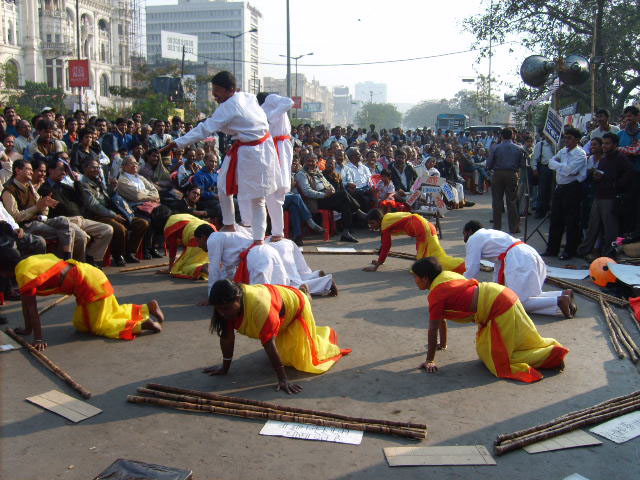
[[520, 55, 556, 88], [557, 54, 590, 86]]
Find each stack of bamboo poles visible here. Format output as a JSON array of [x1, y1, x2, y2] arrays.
[[494, 390, 640, 455], [127, 383, 427, 440], [599, 297, 640, 363], [545, 276, 628, 307]]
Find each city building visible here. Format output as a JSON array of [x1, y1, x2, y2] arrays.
[[146, 0, 261, 93], [355, 81, 388, 104], [263, 73, 333, 125], [0, 0, 138, 111], [332, 86, 355, 126]]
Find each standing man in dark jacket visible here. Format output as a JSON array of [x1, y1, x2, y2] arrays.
[[577, 133, 632, 258], [487, 128, 526, 233]]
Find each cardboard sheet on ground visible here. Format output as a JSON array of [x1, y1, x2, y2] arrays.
[[590, 411, 640, 443], [546, 266, 589, 280], [523, 429, 602, 453], [383, 446, 496, 466], [0, 330, 22, 352], [26, 390, 102, 422], [608, 263, 640, 286], [315, 247, 358, 253], [259, 420, 363, 444]]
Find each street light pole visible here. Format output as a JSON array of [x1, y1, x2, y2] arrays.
[[211, 28, 257, 89], [75, 0, 82, 111], [279, 52, 313, 118], [286, 0, 291, 99]]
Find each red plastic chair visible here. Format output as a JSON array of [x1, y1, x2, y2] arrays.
[[103, 245, 112, 267], [318, 209, 334, 241]]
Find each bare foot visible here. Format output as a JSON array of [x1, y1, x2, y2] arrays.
[[329, 279, 338, 297], [437, 344, 447, 350], [557, 295, 573, 318], [141, 319, 162, 333], [299, 284, 310, 296], [319, 270, 326, 277], [147, 300, 165, 323], [563, 289, 577, 316]]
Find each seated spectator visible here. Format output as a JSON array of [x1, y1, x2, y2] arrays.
[[1, 135, 20, 188], [71, 127, 99, 172], [322, 157, 344, 192], [148, 119, 173, 150], [30, 157, 48, 191], [342, 147, 374, 212], [366, 149, 381, 174], [376, 169, 409, 213], [62, 117, 78, 150], [27, 119, 65, 160], [295, 153, 363, 243], [117, 156, 166, 259], [192, 152, 221, 221], [170, 184, 211, 220], [14, 120, 33, 156], [102, 117, 133, 159], [389, 149, 418, 202], [2, 159, 79, 259], [80, 158, 149, 266], [177, 152, 201, 189], [38, 156, 113, 266], [0, 204, 46, 257], [139, 148, 175, 198]]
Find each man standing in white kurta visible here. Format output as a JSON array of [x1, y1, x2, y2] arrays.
[[161, 71, 277, 242], [462, 221, 577, 318], [257, 92, 294, 241], [193, 224, 289, 306]]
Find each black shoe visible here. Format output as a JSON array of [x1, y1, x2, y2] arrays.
[[113, 255, 127, 267], [124, 253, 140, 264], [340, 231, 359, 243], [149, 248, 163, 259], [464, 201, 476, 207], [540, 250, 557, 257], [143, 251, 152, 260], [558, 252, 572, 261], [293, 237, 304, 247]]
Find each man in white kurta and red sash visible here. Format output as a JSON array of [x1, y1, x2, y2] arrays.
[[162, 71, 277, 242], [257, 92, 294, 241], [462, 221, 577, 318]]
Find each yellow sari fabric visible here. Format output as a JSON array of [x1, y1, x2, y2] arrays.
[[170, 218, 211, 280], [237, 284, 351, 374], [429, 271, 568, 382], [16, 254, 149, 340], [381, 212, 465, 273]]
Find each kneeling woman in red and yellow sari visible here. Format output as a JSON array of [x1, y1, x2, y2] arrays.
[[411, 257, 568, 382], [162, 214, 215, 280], [205, 279, 351, 394], [0, 251, 164, 350], [363, 210, 466, 273]]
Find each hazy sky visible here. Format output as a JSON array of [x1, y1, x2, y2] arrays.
[[145, 0, 533, 106]]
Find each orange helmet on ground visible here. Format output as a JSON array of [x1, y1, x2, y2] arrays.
[[589, 257, 617, 287]]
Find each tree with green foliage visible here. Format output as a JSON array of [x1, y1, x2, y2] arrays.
[[355, 103, 402, 130], [464, 0, 640, 115], [131, 93, 177, 122], [6, 81, 66, 120]]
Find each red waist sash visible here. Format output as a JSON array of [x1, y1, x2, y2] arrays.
[[497, 241, 524, 285], [225, 132, 271, 195]]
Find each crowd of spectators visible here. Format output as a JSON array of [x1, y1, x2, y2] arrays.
[[1, 101, 638, 320]]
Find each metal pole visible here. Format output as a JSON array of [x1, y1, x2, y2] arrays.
[[590, 0, 604, 113], [75, 0, 82, 111], [294, 56, 298, 118], [181, 45, 185, 78], [487, 0, 493, 123], [232, 36, 236, 81], [286, 0, 291, 98]]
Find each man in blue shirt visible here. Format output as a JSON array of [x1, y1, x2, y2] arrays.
[[102, 118, 133, 159], [192, 152, 220, 220], [617, 105, 640, 148]]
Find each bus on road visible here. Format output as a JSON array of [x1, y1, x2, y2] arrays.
[[435, 113, 470, 133]]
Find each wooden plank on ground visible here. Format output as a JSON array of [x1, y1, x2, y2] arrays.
[[523, 429, 602, 454], [383, 445, 496, 467], [26, 390, 102, 422]]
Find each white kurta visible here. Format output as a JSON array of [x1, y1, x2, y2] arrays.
[[175, 92, 277, 200], [465, 228, 561, 316], [261, 94, 294, 193], [267, 238, 334, 295], [205, 228, 289, 294]]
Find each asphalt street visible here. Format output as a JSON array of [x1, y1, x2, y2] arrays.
[[2, 193, 640, 479]]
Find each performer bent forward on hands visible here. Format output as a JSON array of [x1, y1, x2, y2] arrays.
[[363, 210, 465, 273], [205, 279, 351, 394], [0, 249, 163, 350], [411, 257, 568, 382]]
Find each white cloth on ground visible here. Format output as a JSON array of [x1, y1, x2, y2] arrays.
[[267, 237, 334, 295], [174, 91, 277, 200]]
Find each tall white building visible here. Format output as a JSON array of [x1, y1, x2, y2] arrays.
[[263, 74, 333, 125], [146, 0, 261, 93], [0, 0, 136, 110], [355, 81, 388, 104]]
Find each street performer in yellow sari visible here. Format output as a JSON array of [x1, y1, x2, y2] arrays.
[[411, 257, 568, 382], [205, 279, 351, 394], [0, 249, 163, 350], [162, 213, 215, 279], [363, 210, 466, 273]]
